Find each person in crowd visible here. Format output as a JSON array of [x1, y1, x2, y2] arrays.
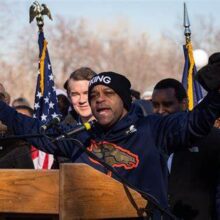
[[130, 88, 153, 116], [0, 93, 34, 168], [141, 90, 153, 100], [57, 94, 71, 120], [63, 67, 97, 125], [131, 88, 141, 101], [0, 83, 5, 94], [0, 94, 5, 104], [12, 97, 30, 108], [15, 105, 34, 117], [0, 88, 7, 136], [214, 117, 220, 129], [4, 92, 10, 105], [152, 78, 220, 219], [0, 84, 10, 105], [52, 67, 97, 168], [0, 62, 220, 219]]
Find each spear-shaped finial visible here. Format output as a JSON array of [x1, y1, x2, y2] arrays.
[[29, 1, 52, 31], [184, 2, 191, 43]]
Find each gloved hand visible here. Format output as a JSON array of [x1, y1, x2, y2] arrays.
[[195, 52, 220, 91]]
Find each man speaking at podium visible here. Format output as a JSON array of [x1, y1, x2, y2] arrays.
[[0, 54, 220, 219]]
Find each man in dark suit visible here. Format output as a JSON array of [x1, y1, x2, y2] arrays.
[[152, 78, 220, 220]]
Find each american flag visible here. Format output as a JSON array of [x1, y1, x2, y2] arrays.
[[32, 31, 60, 169], [182, 41, 203, 110]]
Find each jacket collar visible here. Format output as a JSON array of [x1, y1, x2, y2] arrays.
[[92, 104, 140, 142]]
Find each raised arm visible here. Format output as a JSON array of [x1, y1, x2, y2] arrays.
[[0, 101, 86, 158]]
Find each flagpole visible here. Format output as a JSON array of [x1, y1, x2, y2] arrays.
[[29, 1, 58, 169], [182, 2, 204, 110], [184, 2, 191, 44]]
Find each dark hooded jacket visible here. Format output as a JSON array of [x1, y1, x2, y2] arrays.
[[0, 92, 220, 218]]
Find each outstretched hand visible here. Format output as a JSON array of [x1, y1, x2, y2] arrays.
[[195, 52, 220, 92]]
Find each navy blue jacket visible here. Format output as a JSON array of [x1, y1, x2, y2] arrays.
[[0, 92, 220, 216]]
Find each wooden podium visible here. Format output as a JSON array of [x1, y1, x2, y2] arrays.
[[0, 164, 147, 219]]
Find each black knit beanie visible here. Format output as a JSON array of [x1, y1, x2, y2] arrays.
[[88, 72, 132, 110]]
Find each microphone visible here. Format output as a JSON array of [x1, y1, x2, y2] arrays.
[[40, 116, 61, 133], [54, 120, 96, 141]]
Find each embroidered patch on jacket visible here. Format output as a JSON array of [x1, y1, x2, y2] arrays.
[[87, 140, 139, 170]]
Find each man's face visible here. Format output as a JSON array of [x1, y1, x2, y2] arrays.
[[90, 85, 127, 128], [214, 118, 220, 129], [16, 108, 32, 117], [68, 79, 92, 121], [152, 88, 186, 115]]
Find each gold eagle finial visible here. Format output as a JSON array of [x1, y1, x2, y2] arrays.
[[29, 1, 52, 30]]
